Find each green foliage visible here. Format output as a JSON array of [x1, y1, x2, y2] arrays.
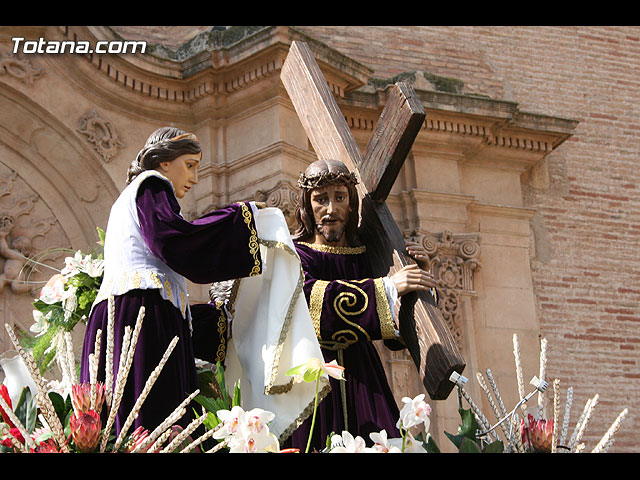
[[194, 362, 241, 432], [433, 408, 504, 453]]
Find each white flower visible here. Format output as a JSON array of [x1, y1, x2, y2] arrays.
[[62, 285, 78, 322], [82, 257, 104, 278], [61, 251, 104, 278], [329, 431, 374, 453], [389, 430, 427, 453], [396, 393, 432, 431], [39, 274, 68, 304], [369, 430, 402, 453], [30, 310, 52, 336], [213, 406, 279, 453], [61, 251, 83, 277]]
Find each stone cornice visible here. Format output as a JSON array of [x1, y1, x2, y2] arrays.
[[37, 26, 371, 116]]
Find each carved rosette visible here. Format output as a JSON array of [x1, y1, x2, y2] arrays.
[[409, 230, 481, 352], [254, 181, 300, 233], [0, 50, 44, 85], [77, 110, 123, 163]]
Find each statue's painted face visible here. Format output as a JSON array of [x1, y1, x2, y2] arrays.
[[157, 152, 201, 199], [310, 183, 351, 246]]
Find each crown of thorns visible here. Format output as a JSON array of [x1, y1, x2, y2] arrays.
[[297, 170, 359, 190]]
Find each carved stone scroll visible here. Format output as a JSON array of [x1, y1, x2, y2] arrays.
[[254, 181, 300, 234], [77, 110, 123, 163], [409, 230, 481, 352]]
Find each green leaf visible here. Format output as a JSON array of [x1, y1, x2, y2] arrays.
[[458, 408, 480, 440], [424, 433, 441, 453], [459, 436, 482, 453], [47, 391, 70, 426], [13, 387, 37, 433], [482, 440, 504, 453], [232, 380, 241, 407]]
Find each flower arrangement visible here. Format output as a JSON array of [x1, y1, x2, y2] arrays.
[[25, 227, 105, 374], [0, 300, 215, 453], [0, 285, 629, 454]]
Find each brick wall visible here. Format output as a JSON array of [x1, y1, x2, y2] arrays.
[[297, 26, 640, 452]]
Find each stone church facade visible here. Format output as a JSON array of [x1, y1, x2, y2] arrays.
[[0, 26, 636, 452]]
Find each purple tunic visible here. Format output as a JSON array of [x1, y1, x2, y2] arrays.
[[285, 241, 403, 451], [80, 176, 261, 436]]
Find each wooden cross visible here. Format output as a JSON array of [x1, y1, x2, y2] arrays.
[[281, 41, 465, 400]]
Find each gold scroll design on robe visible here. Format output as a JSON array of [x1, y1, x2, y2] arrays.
[[311, 278, 396, 348], [239, 202, 262, 277]]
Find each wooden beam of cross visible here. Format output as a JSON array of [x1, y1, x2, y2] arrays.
[[281, 41, 465, 400]]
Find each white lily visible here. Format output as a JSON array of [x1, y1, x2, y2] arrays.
[[396, 393, 432, 431], [213, 405, 279, 453], [30, 310, 52, 336], [389, 430, 427, 453], [369, 429, 402, 453], [60, 251, 84, 277], [329, 431, 374, 453], [39, 274, 68, 304]]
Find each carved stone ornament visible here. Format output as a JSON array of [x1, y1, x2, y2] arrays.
[[77, 110, 123, 163], [0, 166, 59, 296], [409, 230, 481, 351], [254, 180, 300, 233], [0, 50, 44, 85]]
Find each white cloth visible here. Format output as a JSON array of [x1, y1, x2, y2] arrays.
[[224, 207, 329, 442], [93, 170, 190, 322]]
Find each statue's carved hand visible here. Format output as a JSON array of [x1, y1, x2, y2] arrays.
[[390, 264, 436, 297]]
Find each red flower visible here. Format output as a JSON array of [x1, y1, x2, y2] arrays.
[[70, 410, 102, 453], [31, 438, 62, 453], [1, 427, 24, 448], [0, 383, 15, 429], [520, 413, 554, 453]]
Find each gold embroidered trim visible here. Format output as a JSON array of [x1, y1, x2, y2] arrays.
[[214, 300, 227, 363], [263, 240, 305, 395], [277, 380, 332, 444], [93, 270, 188, 319], [239, 202, 262, 276], [297, 241, 366, 255], [309, 279, 330, 339], [374, 277, 396, 340]]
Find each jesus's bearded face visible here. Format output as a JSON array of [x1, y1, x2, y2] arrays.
[[310, 184, 351, 246]]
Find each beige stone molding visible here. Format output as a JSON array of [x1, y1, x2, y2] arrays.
[[36, 26, 370, 121]]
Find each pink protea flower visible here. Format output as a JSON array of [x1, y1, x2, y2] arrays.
[[520, 414, 554, 453], [31, 438, 62, 453], [123, 425, 151, 453], [70, 410, 102, 453], [71, 382, 106, 415]]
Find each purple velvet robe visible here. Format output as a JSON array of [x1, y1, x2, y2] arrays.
[[285, 241, 404, 451], [80, 176, 262, 436]]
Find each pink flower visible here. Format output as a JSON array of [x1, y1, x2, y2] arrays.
[[70, 410, 102, 453], [520, 414, 554, 453], [31, 438, 61, 453], [123, 425, 150, 453], [71, 382, 106, 415]]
